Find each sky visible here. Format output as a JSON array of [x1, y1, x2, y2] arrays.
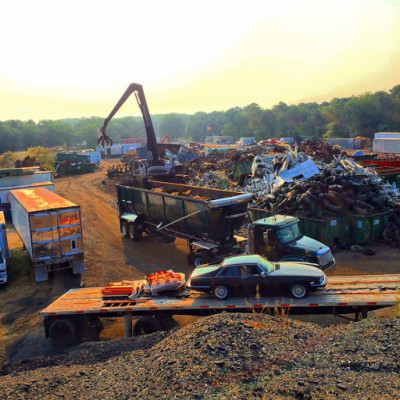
[[0, 0, 399, 121]]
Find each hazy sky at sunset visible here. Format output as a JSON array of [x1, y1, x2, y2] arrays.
[[1, 0, 399, 120]]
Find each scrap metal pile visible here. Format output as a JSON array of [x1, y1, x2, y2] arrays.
[[250, 154, 400, 219], [184, 142, 400, 227]]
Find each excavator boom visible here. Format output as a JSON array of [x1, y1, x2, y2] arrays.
[[98, 83, 159, 163]]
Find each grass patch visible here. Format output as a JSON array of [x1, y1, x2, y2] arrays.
[[7, 249, 32, 283]]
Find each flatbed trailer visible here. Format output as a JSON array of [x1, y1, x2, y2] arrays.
[[40, 274, 400, 345]]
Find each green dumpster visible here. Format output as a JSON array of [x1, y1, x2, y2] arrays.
[[369, 212, 389, 241], [349, 214, 371, 244], [298, 216, 350, 248], [249, 208, 350, 247]]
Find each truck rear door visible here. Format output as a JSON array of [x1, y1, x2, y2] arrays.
[[57, 208, 83, 256], [30, 211, 61, 261]]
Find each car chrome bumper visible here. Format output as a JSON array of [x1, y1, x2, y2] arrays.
[[310, 274, 327, 288]]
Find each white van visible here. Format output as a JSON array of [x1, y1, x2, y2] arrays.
[[237, 137, 256, 146]]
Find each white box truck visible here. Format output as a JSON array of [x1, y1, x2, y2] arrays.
[[10, 188, 84, 282]]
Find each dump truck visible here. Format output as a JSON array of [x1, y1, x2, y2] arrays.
[[10, 188, 85, 281], [117, 180, 335, 270], [117, 180, 253, 266]]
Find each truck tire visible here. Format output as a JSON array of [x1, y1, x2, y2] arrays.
[[289, 282, 308, 299], [128, 224, 142, 241], [212, 284, 230, 300], [133, 317, 163, 336], [49, 318, 77, 346], [121, 222, 129, 237], [192, 250, 212, 267]]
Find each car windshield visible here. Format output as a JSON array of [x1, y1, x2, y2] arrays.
[[276, 224, 302, 244], [258, 257, 274, 274]]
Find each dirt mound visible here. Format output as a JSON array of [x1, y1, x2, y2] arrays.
[[1, 313, 399, 399]]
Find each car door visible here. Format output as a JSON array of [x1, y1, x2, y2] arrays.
[[216, 266, 240, 295], [239, 264, 263, 297]]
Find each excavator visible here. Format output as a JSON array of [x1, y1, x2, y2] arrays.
[[98, 83, 177, 178]]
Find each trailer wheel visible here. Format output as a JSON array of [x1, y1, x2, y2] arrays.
[[121, 222, 129, 237], [212, 284, 230, 300], [128, 224, 142, 241], [133, 317, 163, 336], [49, 318, 77, 346], [192, 250, 212, 267], [289, 282, 308, 299]]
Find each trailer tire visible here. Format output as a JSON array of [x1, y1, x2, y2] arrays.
[[192, 250, 212, 267], [133, 317, 163, 336], [289, 282, 308, 299], [49, 318, 77, 346], [121, 222, 129, 237], [128, 224, 142, 241], [212, 284, 230, 300]]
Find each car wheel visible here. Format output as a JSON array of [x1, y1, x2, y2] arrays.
[[128, 224, 142, 241], [192, 250, 211, 267], [121, 222, 129, 237], [49, 318, 77, 346], [212, 284, 230, 300], [290, 282, 308, 299], [133, 317, 163, 336]]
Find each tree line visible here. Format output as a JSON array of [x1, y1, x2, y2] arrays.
[[1, 84, 399, 154]]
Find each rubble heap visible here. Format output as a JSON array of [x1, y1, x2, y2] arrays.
[[250, 155, 399, 219]]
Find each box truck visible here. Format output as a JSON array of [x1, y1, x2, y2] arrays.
[[10, 188, 84, 282]]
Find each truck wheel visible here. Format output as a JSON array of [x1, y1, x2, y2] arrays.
[[121, 222, 129, 237], [212, 284, 230, 300], [128, 224, 142, 241], [192, 250, 211, 267], [289, 282, 308, 299], [49, 318, 77, 346], [133, 317, 163, 336]]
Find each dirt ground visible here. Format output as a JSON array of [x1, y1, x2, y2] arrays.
[[0, 159, 399, 367]]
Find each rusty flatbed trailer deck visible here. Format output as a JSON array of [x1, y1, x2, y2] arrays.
[[40, 274, 400, 345]]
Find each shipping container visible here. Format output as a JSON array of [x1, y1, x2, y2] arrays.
[[373, 138, 400, 154], [326, 138, 363, 149], [10, 188, 84, 282], [374, 132, 400, 139]]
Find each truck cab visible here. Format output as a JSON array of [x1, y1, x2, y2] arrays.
[[249, 215, 335, 271]]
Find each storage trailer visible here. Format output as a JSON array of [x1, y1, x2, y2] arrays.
[[10, 188, 84, 282]]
